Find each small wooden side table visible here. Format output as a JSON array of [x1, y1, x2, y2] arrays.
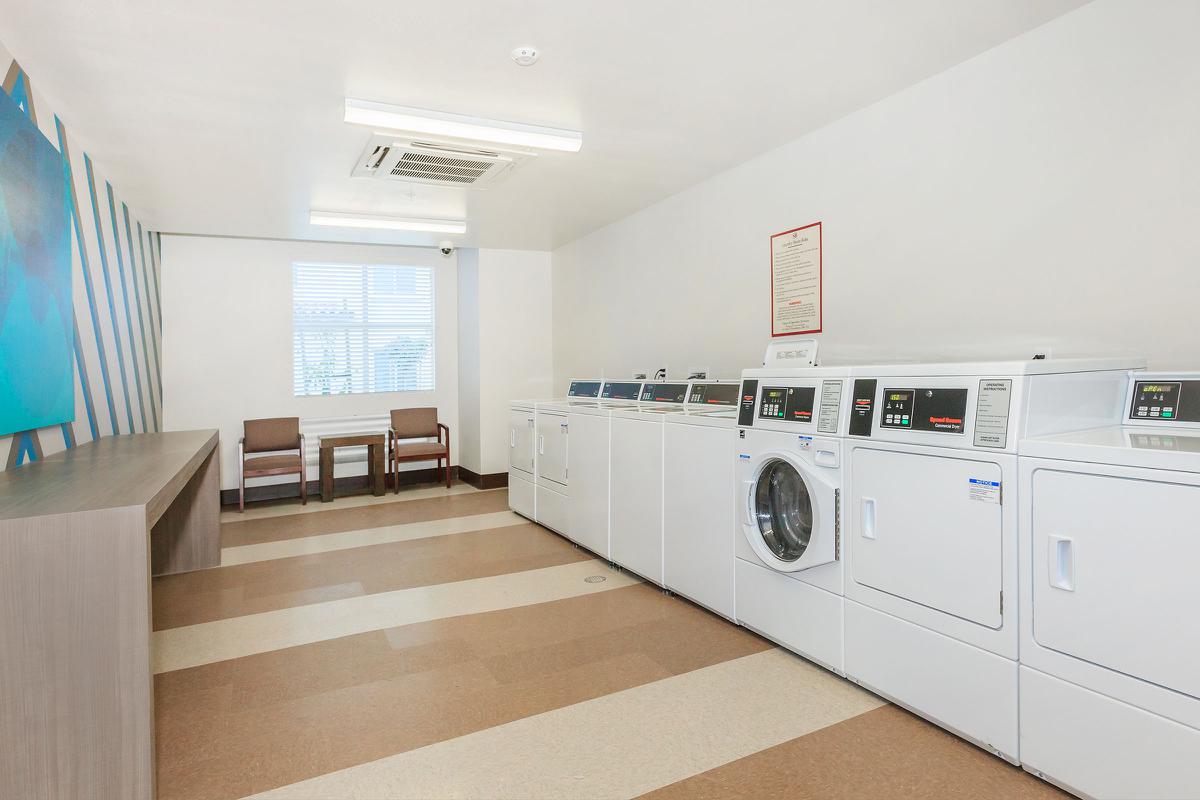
[[318, 432, 386, 502]]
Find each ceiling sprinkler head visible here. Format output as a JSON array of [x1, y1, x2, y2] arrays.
[[511, 46, 540, 66]]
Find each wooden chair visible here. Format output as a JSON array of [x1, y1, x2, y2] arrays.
[[389, 408, 450, 491], [239, 417, 306, 512]]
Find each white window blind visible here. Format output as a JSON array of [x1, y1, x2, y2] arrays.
[[292, 263, 435, 396]]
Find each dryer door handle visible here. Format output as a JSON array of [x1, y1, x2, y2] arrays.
[[538, 434, 545, 455], [862, 497, 877, 539], [1049, 536, 1075, 591]]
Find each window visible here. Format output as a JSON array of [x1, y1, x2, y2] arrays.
[[292, 263, 435, 396]]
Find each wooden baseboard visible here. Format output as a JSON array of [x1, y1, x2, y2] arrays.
[[456, 466, 509, 490], [220, 465, 459, 507]]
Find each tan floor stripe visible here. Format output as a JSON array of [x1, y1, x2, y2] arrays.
[[244, 648, 882, 800], [220, 510, 526, 565], [221, 482, 486, 522], [221, 490, 512, 547], [155, 584, 770, 800], [640, 704, 1069, 800], [154, 520, 582, 629], [153, 559, 639, 673]]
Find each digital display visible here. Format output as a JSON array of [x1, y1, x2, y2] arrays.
[[687, 382, 739, 406], [601, 381, 642, 400], [759, 386, 816, 422], [639, 382, 689, 403], [1130, 381, 1181, 421], [567, 380, 601, 398]]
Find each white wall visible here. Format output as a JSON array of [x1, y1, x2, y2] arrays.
[[456, 248, 554, 476], [161, 235, 459, 490], [552, 0, 1200, 384], [456, 248, 482, 474]]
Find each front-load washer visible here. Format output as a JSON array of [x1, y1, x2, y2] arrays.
[[509, 379, 602, 520], [608, 381, 694, 584], [537, 380, 642, 555], [843, 357, 1143, 763], [734, 366, 853, 674], [1017, 372, 1200, 800], [663, 381, 742, 620]]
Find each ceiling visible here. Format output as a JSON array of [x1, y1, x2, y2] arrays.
[[0, 0, 1088, 250]]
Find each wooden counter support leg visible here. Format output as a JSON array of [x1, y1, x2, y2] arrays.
[[150, 446, 221, 576], [0, 507, 155, 800]]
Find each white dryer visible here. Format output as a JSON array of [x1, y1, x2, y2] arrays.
[[509, 379, 601, 521], [842, 358, 1142, 763], [663, 381, 742, 620], [608, 381, 693, 584], [544, 380, 643, 555], [734, 366, 853, 674], [1018, 372, 1200, 800]]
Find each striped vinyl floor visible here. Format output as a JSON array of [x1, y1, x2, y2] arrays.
[[151, 484, 1069, 800]]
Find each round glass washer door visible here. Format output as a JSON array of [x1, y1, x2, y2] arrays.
[[752, 458, 814, 562]]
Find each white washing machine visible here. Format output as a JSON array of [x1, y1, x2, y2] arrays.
[[1018, 372, 1200, 799], [842, 358, 1142, 763], [509, 379, 602, 521], [734, 366, 853, 674], [608, 381, 694, 584], [663, 381, 743, 620], [541, 380, 642, 555]]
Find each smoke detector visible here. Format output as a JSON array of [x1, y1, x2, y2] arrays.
[[351, 134, 535, 189], [511, 46, 539, 66]]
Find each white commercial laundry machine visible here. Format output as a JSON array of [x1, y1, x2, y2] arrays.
[[663, 381, 743, 620], [509, 379, 602, 520], [842, 357, 1142, 763], [1018, 372, 1200, 799], [734, 366, 853, 673], [607, 381, 694, 584], [538, 380, 642, 552]]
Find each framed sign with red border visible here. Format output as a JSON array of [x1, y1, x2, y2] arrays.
[[770, 221, 822, 337]]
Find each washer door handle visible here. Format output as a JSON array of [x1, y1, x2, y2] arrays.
[[743, 479, 756, 525], [862, 497, 877, 539]]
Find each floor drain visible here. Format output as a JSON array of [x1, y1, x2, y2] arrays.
[[584, 575, 607, 584]]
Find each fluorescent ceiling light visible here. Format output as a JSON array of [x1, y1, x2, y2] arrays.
[[309, 211, 466, 234], [344, 98, 583, 153]]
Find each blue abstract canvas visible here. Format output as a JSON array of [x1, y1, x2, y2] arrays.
[[0, 88, 72, 437]]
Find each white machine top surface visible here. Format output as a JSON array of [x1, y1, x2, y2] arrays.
[[664, 407, 738, 427], [741, 364, 853, 379], [1021, 426, 1200, 472], [847, 356, 1144, 378]]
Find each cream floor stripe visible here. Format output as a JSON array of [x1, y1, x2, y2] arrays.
[[153, 559, 637, 673], [220, 510, 528, 566], [245, 648, 884, 800], [220, 483, 495, 522]]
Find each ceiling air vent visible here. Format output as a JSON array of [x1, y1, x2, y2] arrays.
[[352, 134, 533, 188]]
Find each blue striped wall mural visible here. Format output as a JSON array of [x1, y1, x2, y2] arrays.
[[1, 48, 162, 471]]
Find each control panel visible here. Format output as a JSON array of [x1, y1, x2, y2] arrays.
[[567, 380, 602, 398], [1126, 377, 1200, 424], [758, 386, 816, 423], [883, 387, 968, 433], [601, 381, 642, 400], [639, 382, 689, 403], [686, 382, 740, 407], [880, 389, 914, 429]]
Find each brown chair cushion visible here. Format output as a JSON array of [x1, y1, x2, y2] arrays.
[[390, 408, 439, 439], [392, 441, 449, 459], [244, 417, 301, 453], [243, 454, 303, 472]]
